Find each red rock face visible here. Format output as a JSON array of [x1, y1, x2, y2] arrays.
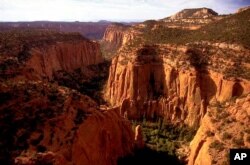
[[100, 24, 135, 59], [0, 82, 134, 165], [134, 125, 144, 149], [105, 45, 250, 127], [188, 94, 250, 165], [23, 41, 103, 80], [102, 24, 126, 50], [0, 31, 104, 81]]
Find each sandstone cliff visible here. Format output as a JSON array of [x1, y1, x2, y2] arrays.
[[25, 40, 103, 80], [0, 30, 103, 81], [170, 8, 218, 19], [105, 44, 250, 127], [159, 8, 224, 30], [188, 94, 250, 165], [0, 81, 134, 165], [100, 23, 135, 59]]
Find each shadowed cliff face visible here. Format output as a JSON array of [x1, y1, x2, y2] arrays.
[[105, 44, 250, 127]]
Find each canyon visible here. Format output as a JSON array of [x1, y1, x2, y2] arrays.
[[0, 30, 134, 165], [0, 6, 250, 165], [102, 7, 250, 165]]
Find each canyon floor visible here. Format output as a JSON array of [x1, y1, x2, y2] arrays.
[[0, 6, 250, 165]]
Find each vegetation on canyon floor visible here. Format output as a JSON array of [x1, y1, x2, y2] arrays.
[[131, 119, 197, 161], [117, 118, 197, 164]]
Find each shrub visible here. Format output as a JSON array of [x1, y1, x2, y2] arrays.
[[232, 137, 244, 146], [136, 45, 158, 56], [159, 142, 176, 155], [210, 140, 224, 151], [245, 128, 250, 134], [222, 132, 232, 140], [37, 145, 47, 152], [216, 111, 230, 120], [206, 130, 215, 137], [246, 135, 250, 143], [47, 91, 58, 102], [74, 109, 86, 125], [211, 118, 218, 123], [119, 58, 129, 65]]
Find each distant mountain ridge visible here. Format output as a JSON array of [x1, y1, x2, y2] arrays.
[[237, 6, 250, 13], [0, 21, 138, 40], [169, 8, 218, 19], [0, 21, 112, 40]]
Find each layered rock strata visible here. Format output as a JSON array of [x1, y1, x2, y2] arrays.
[[105, 44, 250, 127], [0, 33, 103, 81]]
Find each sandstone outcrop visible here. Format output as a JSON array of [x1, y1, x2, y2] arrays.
[[188, 94, 250, 165], [102, 24, 131, 50], [134, 125, 144, 149], [25, 40, 103, 80], [161, 8, 224, 30], [105, 44, 250, 127], [170, 8, 218, 19], [100, 23, 135, 59], [0, 31, 103, 81], [0, 81, 134, 165]]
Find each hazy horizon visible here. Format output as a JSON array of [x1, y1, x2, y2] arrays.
[[0, 0, 250, 22]]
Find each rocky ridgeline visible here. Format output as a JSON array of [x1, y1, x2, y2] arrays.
[[160, 8, 225, 30], [169, 8, 218, 19]]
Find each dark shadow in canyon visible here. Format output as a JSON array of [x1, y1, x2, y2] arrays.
[[187, 47, 217, 116], [134, 45, 166, 119], [232, 81, 244, 97], [117, 147, 184, 165], [53, 61, 110, 104]]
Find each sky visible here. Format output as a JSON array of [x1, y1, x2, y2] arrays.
[[0, 0, 250, 22]]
